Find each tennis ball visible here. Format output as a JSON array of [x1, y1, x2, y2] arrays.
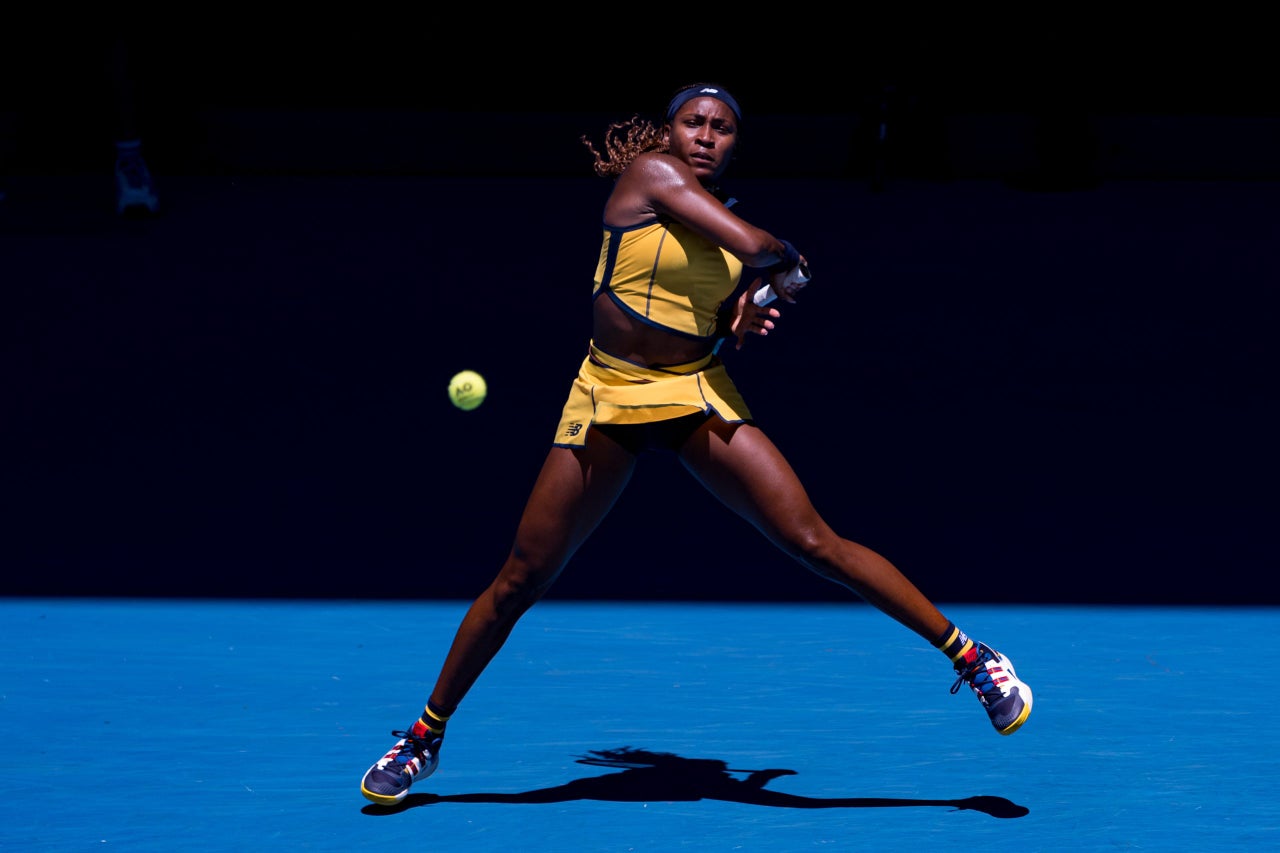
[[448, 369, 487, 411]]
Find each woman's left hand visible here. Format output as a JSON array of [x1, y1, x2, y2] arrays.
[[729, 280, 782, 350]]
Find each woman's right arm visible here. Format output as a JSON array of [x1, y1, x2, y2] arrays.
[[611, 153, 798, 271]]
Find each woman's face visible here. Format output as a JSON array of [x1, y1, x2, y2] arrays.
[[664, 96, 739, 183]]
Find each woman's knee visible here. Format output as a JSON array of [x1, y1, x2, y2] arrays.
[[777, 522, 844, 571], [489, 553, 560, 616]]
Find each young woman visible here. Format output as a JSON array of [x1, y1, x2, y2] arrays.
[[361, 83, 1032, 805]]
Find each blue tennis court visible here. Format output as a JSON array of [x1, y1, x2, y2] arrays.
[[3, 598, 1275, 850]]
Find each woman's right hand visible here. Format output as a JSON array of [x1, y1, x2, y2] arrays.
[[755, 255, 811, 307]]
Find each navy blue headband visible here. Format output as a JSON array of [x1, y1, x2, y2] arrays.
[[665, 85, 742, 124]]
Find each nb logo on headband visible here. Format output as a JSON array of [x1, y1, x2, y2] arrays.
[[666, 85, 741, 123]]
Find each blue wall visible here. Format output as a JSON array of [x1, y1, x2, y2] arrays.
[[5, 173, 1274, 604], [4, 33, 1277, 603]]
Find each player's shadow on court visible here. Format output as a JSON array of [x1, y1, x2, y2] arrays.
[[362, 746, 1029, 819]]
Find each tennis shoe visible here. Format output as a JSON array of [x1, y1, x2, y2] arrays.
[[360, 720, 442, 805], [951, 642, 1033, 735]]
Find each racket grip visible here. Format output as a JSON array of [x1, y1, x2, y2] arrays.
[[753, 262, 811, 306], [753, 285, 778, 306]]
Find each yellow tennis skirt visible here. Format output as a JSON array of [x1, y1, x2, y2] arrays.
[[552, 341, 752, 448]]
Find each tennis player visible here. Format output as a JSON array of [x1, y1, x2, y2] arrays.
[[361, 83, 1033, 805]]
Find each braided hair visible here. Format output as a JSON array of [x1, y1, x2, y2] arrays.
[[580, 111, 668, 179]]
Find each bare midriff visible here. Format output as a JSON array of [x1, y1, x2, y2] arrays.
[[591, 295, 717, 368]]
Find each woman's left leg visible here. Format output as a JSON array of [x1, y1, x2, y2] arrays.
[[678, 418, 949, 643], [679, 417, 1034, 738]]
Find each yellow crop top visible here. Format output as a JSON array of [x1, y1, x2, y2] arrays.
[[592, 217, 744, 341]]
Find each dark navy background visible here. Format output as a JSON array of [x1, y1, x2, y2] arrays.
[[3, 31, 1276, 604]]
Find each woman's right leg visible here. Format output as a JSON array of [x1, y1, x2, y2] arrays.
[[362, 436, 637, 804], [429, 437, 637, 712]]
